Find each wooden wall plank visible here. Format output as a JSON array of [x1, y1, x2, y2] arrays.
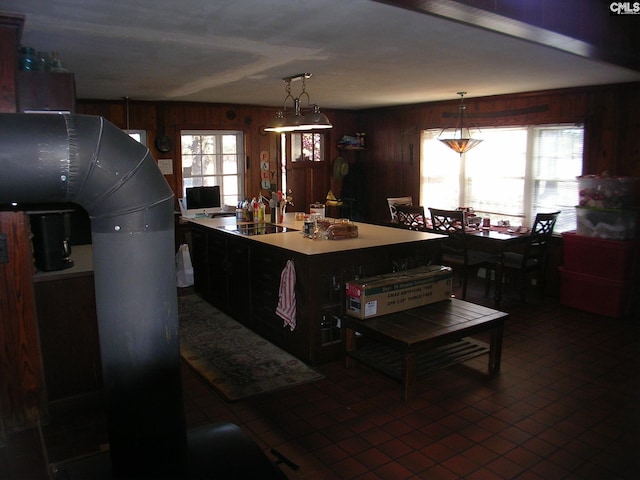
[[77, 81, 639, 225], [0, 212, 47, 434], [0, 14, 22, 113], [359, 82, 640, 224]]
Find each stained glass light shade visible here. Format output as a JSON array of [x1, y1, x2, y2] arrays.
[[439, 92, 482, 155], [439, 137, 483, 154]]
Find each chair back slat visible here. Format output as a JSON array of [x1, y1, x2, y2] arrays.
[[387, 196, 413, 222], [428, 207, 491, 299], [428, 207, 468, 259], [428, 208, 465, 235], [396, 205, 426, 230], [529, 211, 560, 249]]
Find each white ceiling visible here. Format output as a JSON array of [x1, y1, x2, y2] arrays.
[[5, 0, 640, 110]]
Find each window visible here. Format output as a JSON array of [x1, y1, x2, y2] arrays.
[[291, 132, 324, 162], [420, 125, 583, 233], [181, 130, 244, 206], [279, 132, 326, 196], [125, 129, 147, 146]]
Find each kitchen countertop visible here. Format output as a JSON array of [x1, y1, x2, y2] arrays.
[[33, 244, 94, 282], [188, 213, 445, 255]]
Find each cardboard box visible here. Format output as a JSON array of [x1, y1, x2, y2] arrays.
[[345, 265, 453, 319]]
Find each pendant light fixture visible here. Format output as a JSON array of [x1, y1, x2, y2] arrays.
[[438, 92, 483, 155], [264, 73, 333, 133]]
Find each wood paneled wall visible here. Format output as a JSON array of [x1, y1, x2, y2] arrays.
[[80, 82, 639, 225], [76, 100, 358, 208], [0, 14, 48, 443], [0, 14, 21, 113], [0, 213, 47, 435], [357, 82, 640, 223]]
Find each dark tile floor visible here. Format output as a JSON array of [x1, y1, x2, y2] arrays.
[[2, 278, 639, 479]]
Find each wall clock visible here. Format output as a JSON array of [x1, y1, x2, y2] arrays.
[[155, 135, 173, 153]]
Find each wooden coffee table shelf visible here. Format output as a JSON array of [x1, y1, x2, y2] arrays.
[[344, 299, 507, 401]]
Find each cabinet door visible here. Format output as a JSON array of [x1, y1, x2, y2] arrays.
[[226, 240, 251, 324], [251, 250, 289, 342], [206, 230, 229, 311], [17, 71, 76, 112], [190, 226, 210, 299], [34, 275, 102, 401]]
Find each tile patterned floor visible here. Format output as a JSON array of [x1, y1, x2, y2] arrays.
[[2, 279, 639, 479]]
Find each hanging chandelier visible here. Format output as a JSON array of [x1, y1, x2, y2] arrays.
[[264, 73, 333, 133], [438, 92, 483, 155]]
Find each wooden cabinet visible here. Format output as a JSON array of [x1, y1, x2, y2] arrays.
[[226, 239, 251, 322], [191, 225, 213, 301], [0, 14, 22, 113], [251, 249, 301, 354], [34, 274, 102, 401], [17, 71, 76, 113], [191, 224, 439, 365], [31, 245, 102, 402], [191, 225, 251, 322], [205, 228, 226, 306], [0, 212, 47, 438]]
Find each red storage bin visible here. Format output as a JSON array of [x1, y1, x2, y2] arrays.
[[562, 232, 639, 280], [559, 267, 632, 318]]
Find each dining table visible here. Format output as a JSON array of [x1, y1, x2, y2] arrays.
[[393, 218, 532, 307], [466, 226, 531, 307]]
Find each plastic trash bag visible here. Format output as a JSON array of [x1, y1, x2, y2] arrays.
[[176, 243, 194, 287]]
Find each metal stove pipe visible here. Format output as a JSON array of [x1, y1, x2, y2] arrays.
[[0, 113, 186, 478]]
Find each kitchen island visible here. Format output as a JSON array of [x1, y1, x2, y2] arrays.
[[188, 213, 444, 365]]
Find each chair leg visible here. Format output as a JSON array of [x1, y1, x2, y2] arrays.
[[484, 267, 492, 297], [537, 263, 548, 299], [519, 271, 527, 303], [461, 273, 468, 300]]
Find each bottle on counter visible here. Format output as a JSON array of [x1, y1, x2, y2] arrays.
[[242, 199, 252, 221], [268, 196, 276, 223], [251, 197, 259, 222]]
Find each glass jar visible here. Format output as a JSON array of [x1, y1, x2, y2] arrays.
[[19, 47, 37, 71], [36, 51, 51, 71], [49, 51, 67, 72]]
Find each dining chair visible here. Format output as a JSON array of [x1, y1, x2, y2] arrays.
[[387, 196, 413, 223], [395, 204, 426, 230], [428, 207, 493, 300], [488, 211, 560, 302]]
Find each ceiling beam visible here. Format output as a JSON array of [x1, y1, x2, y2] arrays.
[[374, 0, 640, 72]]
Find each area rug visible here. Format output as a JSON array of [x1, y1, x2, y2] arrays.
[[178, 294, 324, 402]]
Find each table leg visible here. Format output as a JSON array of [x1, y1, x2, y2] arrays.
[[401, 352, 417, 401], [488, 322, 504, 373], [345, 326, 356, 368], [493, 249, 505, 308]]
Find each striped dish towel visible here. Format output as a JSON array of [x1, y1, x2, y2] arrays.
[[276, 259, 297, 331]]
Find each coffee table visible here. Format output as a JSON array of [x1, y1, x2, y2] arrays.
[[344, 299, 507, 401]]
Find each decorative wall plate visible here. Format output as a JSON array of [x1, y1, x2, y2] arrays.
[[333, 156, 349, 179], [155, 135, 173, 152]]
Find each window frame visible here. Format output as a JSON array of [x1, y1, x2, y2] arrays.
[[420, 124, 584, 232], [124, 129, 147, 146], [290, 132, 325, 163], [180, 130, 244, 207], [279, 131, 328, 197]]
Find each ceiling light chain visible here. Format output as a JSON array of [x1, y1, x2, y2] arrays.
[[264, 73, 333, 133]]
